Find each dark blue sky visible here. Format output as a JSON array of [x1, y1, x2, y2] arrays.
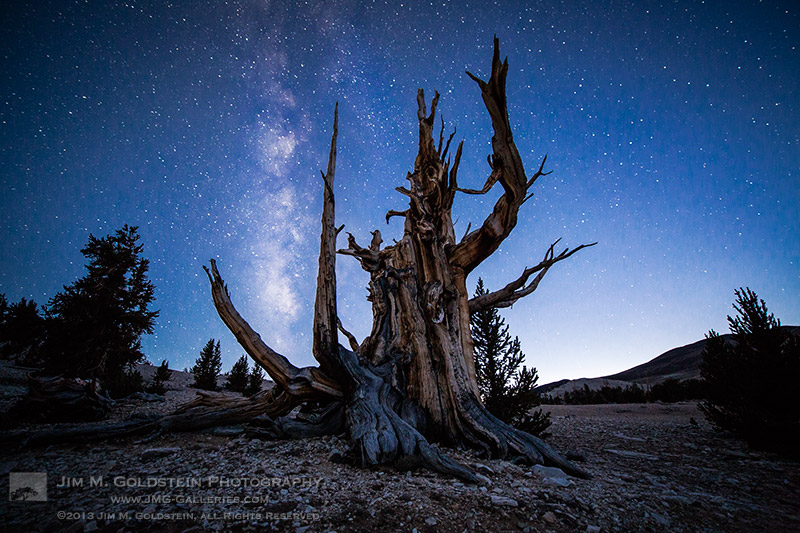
[[2, 0, 798, 383]]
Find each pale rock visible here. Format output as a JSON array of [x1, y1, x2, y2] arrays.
[[490, 495, 519, 507], [531, 465, 568, 479], [140, 447, 180, 460]]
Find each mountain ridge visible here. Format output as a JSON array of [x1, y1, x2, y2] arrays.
[[537, 325, 799, 396]]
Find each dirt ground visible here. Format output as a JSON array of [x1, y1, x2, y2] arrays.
[[1, 372, 799, 532]]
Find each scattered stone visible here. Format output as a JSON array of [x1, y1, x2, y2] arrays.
[[612, 431, 645, 442], [474, 463, 495, 476], [123, 391, 163, 402], [651, 512, 671, 527], [2, 364, 798, 533], [490, 495, 518, 507], [531, 465, 569, 479], [140, 447, 181, 460], [566, 450, 587, 462], [723, 450, 749, 460], [604, 448, 658, 460], [475, 473, 492, 485], [328, 448, 345, 463], [544, 477, 572, 487], [211, 425, 245, 437]]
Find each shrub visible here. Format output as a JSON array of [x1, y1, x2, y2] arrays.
[[146, 360, 172, 395]]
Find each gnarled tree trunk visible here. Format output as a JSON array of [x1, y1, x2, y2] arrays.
[[203, 39, 594, 480]]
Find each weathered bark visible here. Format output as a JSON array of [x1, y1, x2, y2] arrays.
[[203, 260, 341, 401], [1, 387, 305, 449], [313, 103, 343, 377], [199, 38, 595, 480], [9, 41, 595, 481], [8, 375, 113, 422]]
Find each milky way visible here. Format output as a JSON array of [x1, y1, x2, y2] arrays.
[[1, 0, 798, 383]]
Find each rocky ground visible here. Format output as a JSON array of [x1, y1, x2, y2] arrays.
[[1, 363, 799, 532]]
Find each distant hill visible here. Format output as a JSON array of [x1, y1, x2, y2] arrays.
[[533, 379, 570, 396], [537, 326, 799, 396], [603, 326, 800, 385], [541, 377, 635, 398], [601, 337, 710, 384]]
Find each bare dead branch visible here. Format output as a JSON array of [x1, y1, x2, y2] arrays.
[[442, 125, 457, 161], [437, 115, 445, 156], [468, 241, 597, 313], [395, 186, 413, 198], [313, 104, 342, 376], [337, 232, 381, 271], [449, 37, 548, 274], [444, 140, 465, 210], [369, 230, 383, 252], [385, 209, 408, 224], [455, 167, 502, 195], [337, 317, 360, 352], [526, 154, 552, 189], [460, 222, 472, 243], [203, 260, 341, 399]]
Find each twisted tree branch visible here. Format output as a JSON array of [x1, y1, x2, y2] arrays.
[[203, 260, 341, 399], [468, 240, 597, 313]]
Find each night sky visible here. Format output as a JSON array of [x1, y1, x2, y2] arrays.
[[1, 0, 798, 384]]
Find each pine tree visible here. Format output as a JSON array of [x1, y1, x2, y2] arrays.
[[147, 359, 172, 395], [192, 339, 222, 390], [700, 287, 800, 456], [226, 355, 249, 393], [470, 278, 551, 437], [41, 225, 158, 396], [155, 359, 172, 384], [244, 363, 264, 397], [0, 296, 46, 363]]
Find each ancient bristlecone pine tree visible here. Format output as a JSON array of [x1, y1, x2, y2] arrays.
[[204, 39, 595, 480]]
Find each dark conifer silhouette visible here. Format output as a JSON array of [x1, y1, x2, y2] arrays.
[[192, 339, 222, 391], [0, 296, 46, 363], [471, 278, 551, 437], [226, 355, 250, 394], [700, 288, 799, 456], [147, 360, 172, 395], [40, 225, 157, 397], [244, 364, 264, 397]]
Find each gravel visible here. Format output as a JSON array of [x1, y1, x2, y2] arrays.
[[2, 362, 800, 532]]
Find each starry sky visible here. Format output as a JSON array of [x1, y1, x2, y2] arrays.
[[1, 0, 798, 384]]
